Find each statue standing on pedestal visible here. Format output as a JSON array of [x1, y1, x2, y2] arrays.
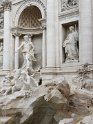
[[63, 26, 79, 62], [16, 35, 36, 70]]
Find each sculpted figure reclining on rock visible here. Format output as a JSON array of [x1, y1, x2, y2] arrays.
[[0, 69, 37, 95]]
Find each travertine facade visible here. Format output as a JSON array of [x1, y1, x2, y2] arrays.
[[0, 0, 92, 82], [0, 1, 93, 124]]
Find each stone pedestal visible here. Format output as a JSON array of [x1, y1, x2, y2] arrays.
[[79, 0, 93, 64]]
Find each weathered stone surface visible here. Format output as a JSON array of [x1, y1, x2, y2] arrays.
[[0, 65, 93, 124], [77, 115, 93, 124], [59, 118, 74, 124]]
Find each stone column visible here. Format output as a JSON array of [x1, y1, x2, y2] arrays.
[[15, 33, 20, 69], [55, 0, 60, 67], [46, 0, 59, 68], [10, 35, 15, 70], [42, 27, 46, 68], [79, 0, 93, 64], [39, 18, 46, 68], [3, 0, 11, 70]]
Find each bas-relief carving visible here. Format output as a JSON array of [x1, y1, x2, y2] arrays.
[[0, 12, 4, 29], [63, 26, 79, 63], [61, 0, 78, 11], [72, 63, 93, 90], [2, 0, 11, 10]]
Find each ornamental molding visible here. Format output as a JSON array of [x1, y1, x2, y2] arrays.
[[14, 0, 46, 26], [2, 0, 11, 10], [12, 27, 43, 36], [59, 8, 79, 20], [25, 0, 46, 11], [18, 0, 46, 15], [39, 18, 46, 30]]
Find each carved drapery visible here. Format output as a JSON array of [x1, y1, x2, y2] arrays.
[[61, 0, 78, 11]]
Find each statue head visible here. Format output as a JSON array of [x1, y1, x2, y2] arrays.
[[69, 26, 75, 32], [24, 35, 29, 43]]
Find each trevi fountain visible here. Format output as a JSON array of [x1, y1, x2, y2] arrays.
[[0, 0, 93, 124]]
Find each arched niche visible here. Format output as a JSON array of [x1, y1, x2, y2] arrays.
[[18, 6, 42, 28], [14, 0, 46, 27], [16, 5, 44, 70]]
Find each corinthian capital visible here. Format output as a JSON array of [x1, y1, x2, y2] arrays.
[[2, 0, 11, 11]]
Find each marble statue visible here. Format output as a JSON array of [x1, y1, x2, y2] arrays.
[[12, 69, 37, 93], [0, 72, 14, 95], [16, 35, 36, 70], [0, 68, 37, 95], [63, 26, 79, 62], [0, 35, 38, 95], [0, 42, 3, 67]]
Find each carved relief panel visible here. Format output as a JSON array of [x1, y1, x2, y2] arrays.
[[0, 11, 4, 29], [61, 0, 79, 11]]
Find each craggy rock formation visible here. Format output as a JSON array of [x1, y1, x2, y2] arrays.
[[0, 64, 93, 124]]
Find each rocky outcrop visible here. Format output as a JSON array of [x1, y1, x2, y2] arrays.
[[0, 64, 93, 124]]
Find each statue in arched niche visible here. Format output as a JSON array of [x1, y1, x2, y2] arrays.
[[16, 35, 36, 70], [63, 26, 79, 62]]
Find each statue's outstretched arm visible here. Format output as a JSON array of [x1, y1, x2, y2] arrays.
[[15, 43, 24, 52]]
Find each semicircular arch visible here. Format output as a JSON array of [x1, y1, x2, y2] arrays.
[[14, 0, 46, 27]]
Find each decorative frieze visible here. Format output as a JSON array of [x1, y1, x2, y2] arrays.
[[39, 18, 46, 30], [2, 0, 11, 11], [0, 11, 4, 29], [12, 26, 43, 35], [61, 0, 78, 12], [25, 0, 46, 12]]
